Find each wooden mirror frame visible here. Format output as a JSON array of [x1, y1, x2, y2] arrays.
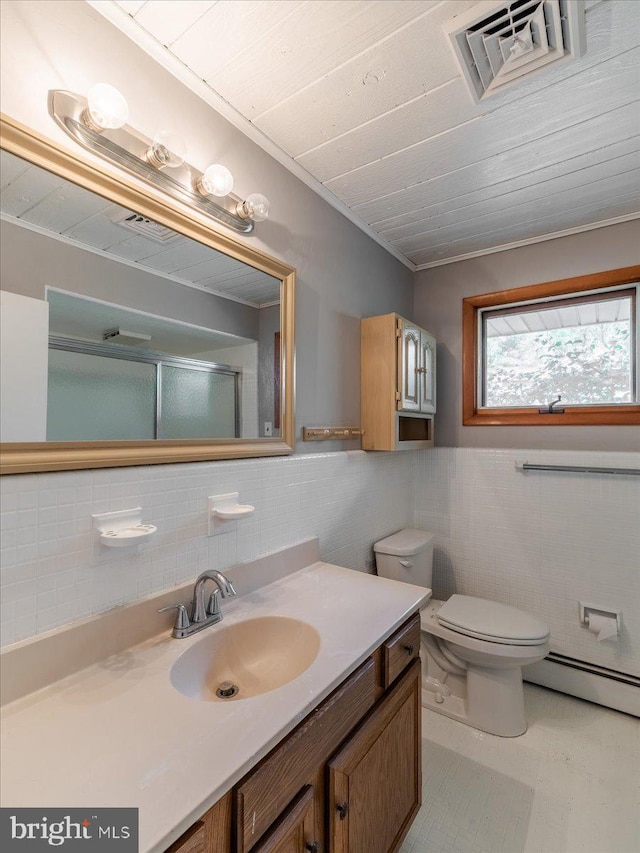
[[0, 114, 295, 474]]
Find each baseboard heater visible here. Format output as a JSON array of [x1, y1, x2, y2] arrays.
[[524, 652, 640, 718]]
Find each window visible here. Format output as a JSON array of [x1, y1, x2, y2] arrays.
[[462, 266, 640, 426]]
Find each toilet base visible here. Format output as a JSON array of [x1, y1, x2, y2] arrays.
[[421, 637, 529, 737], [421, 665, 528, 737]]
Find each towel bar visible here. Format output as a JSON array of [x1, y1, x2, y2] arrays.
[[517, 462, 640, 476]]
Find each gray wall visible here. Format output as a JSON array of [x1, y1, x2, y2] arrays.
[[0, 220, 260, 340], [413, 221, 640, 451], [258, 305, 281, 438], [0, 0, 414, 455]]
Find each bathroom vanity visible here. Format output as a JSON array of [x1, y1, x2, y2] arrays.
[[172, 613, 421, 853], [0, 540, 429, 853]]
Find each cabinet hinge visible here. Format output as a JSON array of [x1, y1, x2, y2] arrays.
[[395, 324, 402, 339], [395, 391, 401, 402]]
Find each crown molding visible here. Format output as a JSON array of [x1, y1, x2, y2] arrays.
[[414, 213, 640, 270]]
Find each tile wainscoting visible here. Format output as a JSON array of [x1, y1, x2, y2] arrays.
[[414, 448, 640, 678], [0, 450, 415, 646], [2, 446, 639, 681]]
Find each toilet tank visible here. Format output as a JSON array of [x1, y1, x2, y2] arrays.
[[374, 528, 434, 588]]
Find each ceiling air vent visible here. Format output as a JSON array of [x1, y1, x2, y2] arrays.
[[110, 210, 181, 243], [444, 0, 586, 103], [103, 328, 152, 345]]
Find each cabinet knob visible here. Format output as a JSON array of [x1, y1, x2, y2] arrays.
[[402, 644, 415, 656], [336, 801, 349, 821], [305, 843, 320, 852]]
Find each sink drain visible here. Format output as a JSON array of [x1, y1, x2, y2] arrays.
[[216, 681, 239, 699]]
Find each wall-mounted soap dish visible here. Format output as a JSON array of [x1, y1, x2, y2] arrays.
[[214, 504, 255, 520], [92, 508, 157, 548], [208, 492, 255, 536]]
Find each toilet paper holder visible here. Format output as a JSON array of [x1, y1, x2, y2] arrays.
[[579, 602, 622, 638]]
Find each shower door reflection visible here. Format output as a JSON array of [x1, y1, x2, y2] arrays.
[[47, 339, 240, 441]]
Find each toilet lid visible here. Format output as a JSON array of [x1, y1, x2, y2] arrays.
[[436, 595, 550, 645], [374, 528, 435, 556]]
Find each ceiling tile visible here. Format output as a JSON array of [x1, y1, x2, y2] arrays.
[[378, 151, 640, 242], [255, 1, 476, 158], [170, 1, 306, 83], [134, 1, 217, 47], [409, 192, 640, 265], [204, 0, 434, 119], [96, 0, 640, 266], [324, 87, 640, 208]]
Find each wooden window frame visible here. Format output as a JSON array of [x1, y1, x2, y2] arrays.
[[462, 266, 640, 426]]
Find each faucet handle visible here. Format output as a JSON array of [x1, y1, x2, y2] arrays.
[[158, 603, 190, 632], [207, 589, 222, 617]]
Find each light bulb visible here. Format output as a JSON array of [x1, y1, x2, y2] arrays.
[[84, 83, 129, 131], [197, 164, 234, 197], [145, 129, 187, 169], [237, 193, 271, 222]]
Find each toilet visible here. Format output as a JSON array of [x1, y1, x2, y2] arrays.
[[374, 529, 550, 737]]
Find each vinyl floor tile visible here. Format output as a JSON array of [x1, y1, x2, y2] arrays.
[[401, 685, 639, 853]]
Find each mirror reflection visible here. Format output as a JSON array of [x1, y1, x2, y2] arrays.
[[0, 150, 282, 443]]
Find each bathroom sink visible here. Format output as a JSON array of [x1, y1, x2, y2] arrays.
[[169, 616, 321, 701]]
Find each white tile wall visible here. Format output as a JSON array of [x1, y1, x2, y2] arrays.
[[0, 450, 415, 646], [414, 448, 640, 677], [2, 446, 639, 680]]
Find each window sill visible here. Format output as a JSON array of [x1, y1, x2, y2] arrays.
[[463, 406, 640, 426]]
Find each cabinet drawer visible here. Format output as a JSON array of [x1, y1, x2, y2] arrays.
[[166, 821, 205, 853], [251, 785, 316, 853], [235, 658, 377, 853], [382, 614, 420, 688]]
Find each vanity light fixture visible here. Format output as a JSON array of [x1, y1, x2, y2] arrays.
[[145, 129, 187, 170], [237, 192, 271, 222], [82, 83, 129, 132], [49, 87, 270, 233], [197, 163, 234, 198]]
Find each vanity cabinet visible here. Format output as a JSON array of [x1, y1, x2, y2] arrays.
[[167, 822, 206, 853], [235, 658, 378, 853], [328, 662, 421, 853], [251, 786, 316, 853], [168, 614, 421, 853], [361, 313, 436, 451]]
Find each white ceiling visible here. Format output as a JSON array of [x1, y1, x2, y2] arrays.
[[0, 150, 281, 306], [93, 0, 640, 270], [47, 290, 254, 356]]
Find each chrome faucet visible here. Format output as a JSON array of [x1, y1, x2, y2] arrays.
[[159, 569, 237, 639]]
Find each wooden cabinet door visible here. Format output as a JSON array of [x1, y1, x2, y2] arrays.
[[399, 321, 421, 412], [419, 330, 436, 414], [328, 660, 421, 853], [252, 786, 318, 853], [235, 659, 376, 853]]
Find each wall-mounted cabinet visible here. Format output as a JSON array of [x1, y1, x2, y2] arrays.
[[361, 314, 436, 451]]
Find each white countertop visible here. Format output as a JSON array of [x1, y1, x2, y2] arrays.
[[0, 561, 429, 852]]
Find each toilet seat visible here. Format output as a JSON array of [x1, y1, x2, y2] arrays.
[[435, 595, 550, 646]]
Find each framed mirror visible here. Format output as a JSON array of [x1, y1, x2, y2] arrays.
[[0, 115, 295, 474]]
